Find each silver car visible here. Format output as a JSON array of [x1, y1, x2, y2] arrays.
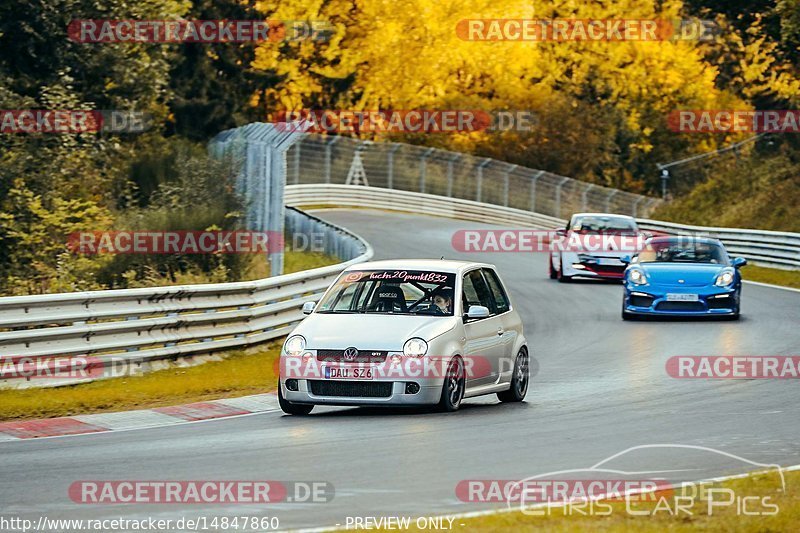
[[278, 260, 529, 414]]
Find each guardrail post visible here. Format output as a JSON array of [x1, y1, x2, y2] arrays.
[[387, 143, 400, 189], [447, 154, 460, 197], [419, 148, 435, 193], [606, 190, 618, 213], [503, 164, 516, 207], [581, 184, 594, 212], [554, 177, 569, 219], [325, 136, 340, 184], [476, 159, 491, 203], [530, 170, 543, 212]]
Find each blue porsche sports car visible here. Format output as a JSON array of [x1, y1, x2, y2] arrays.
[[621, 236, 746, 320]]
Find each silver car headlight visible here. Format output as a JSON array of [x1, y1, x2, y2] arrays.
[[284, 335, 306, 356], [629, 269, 647, 285], [715, 270, 735, 287], [403, 338, 428, 357]]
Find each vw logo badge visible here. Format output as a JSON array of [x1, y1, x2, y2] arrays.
[[343, 347, 359, 361]]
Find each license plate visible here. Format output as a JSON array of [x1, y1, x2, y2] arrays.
[[323, 366, 373, 380], [666, 293, 699, 302], [597, 257, 620, 265]]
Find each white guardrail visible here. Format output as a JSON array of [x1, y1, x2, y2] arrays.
[[0, 208, 373, 385], [284, 184, 800, 270], [2, 183, 798, 386]]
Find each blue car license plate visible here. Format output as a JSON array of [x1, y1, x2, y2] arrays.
[[666, 293, 699, 302]]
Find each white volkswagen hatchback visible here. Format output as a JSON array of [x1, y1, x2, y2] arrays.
[[278, 260, 529, 414]]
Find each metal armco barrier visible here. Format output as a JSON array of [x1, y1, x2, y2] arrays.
[[636, 219, 800, 270], [285, 184, 800, 270], [0, 209, 372, 385]]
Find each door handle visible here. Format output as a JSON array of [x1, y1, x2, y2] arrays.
[[497, 328, 505, 336]]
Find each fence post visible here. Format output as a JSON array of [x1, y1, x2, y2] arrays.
[[325, 136, 340, 184], [476, 158, 491, 203], [530, 170, 543, 212], [605, 190, 618, 213], [420, 147, 434, 193], [387, 143, 400, 189], [554, 177, 569, 219], [293, 142, 301, 184], [447, 153, 460, 197], [633, 196, 645, 218], [581, 184, 594, 212], [503, 164, 516, 207]]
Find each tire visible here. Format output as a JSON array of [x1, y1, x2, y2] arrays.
[[278, 381, 314, 415], [497, 349, 529, 403], [557, 257, 571, 283], [549, 256, 558, 279], [437, 356, 465, 412], [621, 294, 635, 321]]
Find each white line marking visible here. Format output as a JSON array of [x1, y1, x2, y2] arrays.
[[743, 280, 800, 294]]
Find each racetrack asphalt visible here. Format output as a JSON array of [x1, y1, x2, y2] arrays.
[[1, 209, 798, 531]]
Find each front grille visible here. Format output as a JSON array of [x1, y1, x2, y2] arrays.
[[656, 301, 705, 312], [708, 296, 735, 310], [309, 380, 393, 398], [629, 294, 654, 307], [316, 349, 387, 363]]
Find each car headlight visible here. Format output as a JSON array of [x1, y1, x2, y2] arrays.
[[629, 269, 647, 285], [403, 338, 428, 357], [715, 270, 735, 287], [284, 335, 306, 356]]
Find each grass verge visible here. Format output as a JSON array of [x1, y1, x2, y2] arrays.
[[404, 468, 799, 532], [0, 342, 281, 422], [742, 265, 800, 289]]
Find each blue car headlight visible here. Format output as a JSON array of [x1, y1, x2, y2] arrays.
[[714, 269, 735, 287], [629, 268, 647, 286]]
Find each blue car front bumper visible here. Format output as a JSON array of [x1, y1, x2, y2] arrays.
[[623, 283, 740, 316]]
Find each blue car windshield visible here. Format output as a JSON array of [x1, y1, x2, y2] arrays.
[[316, 270, 456, 316], [637, 241, 729, 265]]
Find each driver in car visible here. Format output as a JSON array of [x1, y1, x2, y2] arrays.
[[432, 287, 453, 315]]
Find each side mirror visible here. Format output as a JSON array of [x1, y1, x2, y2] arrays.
[[732, 257, 747, 268], [555, 229, 567, 237], [302, 301, 316, 315], [620, 255, 631, 265], [465, 305, 490, 320]]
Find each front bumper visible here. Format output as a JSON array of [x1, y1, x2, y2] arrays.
[[279, 354, 446, 406], [281, 379, 442, 406], [623, 284, 739, 316], [561, 252, 627, 279]]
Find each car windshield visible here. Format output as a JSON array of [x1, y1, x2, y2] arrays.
[[316, 270, 456, 316], [571, 216, 638, 234], [637, 240, 729, 264]]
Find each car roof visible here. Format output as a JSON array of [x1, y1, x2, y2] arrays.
[[571, 213, 636, 220], [344, 259, 494, 274]]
